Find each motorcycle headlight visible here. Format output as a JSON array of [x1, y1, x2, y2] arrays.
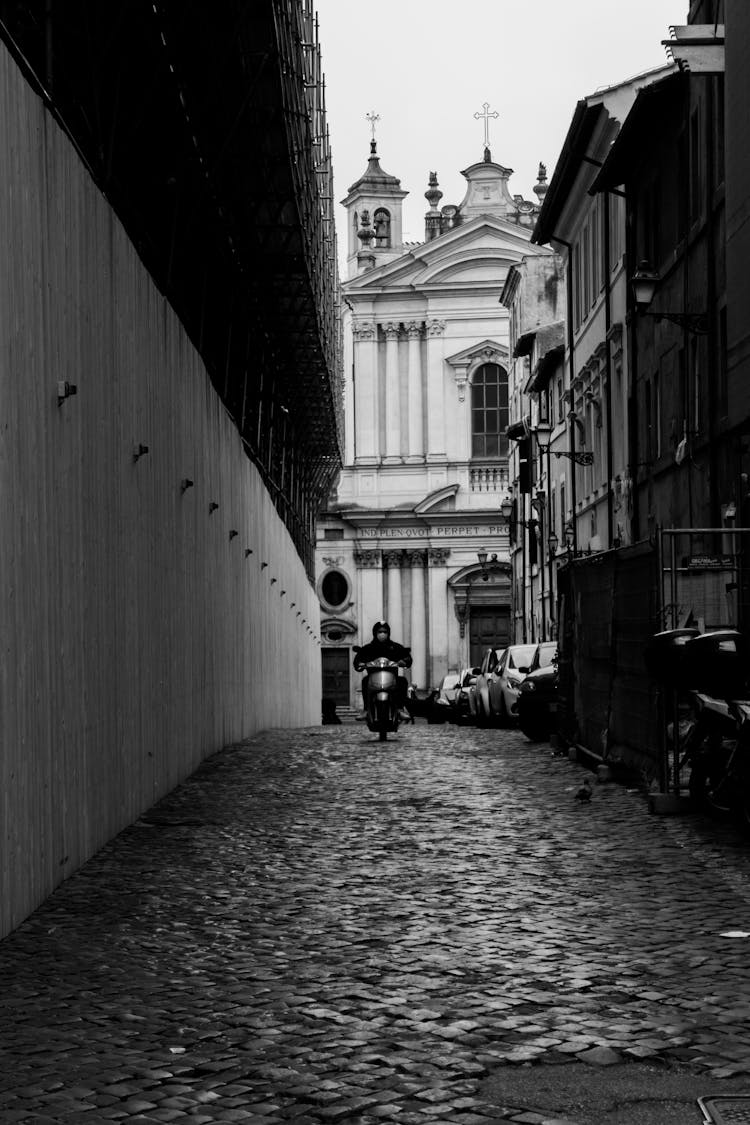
[[521, 681, 536, 692]]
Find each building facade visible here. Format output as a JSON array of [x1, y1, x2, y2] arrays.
[[316, 137, 549, 706]]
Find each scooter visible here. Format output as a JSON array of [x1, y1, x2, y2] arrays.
[[685, 693, 750, 829], [661, 628, 750, 830], [353, 648, 404, 741]]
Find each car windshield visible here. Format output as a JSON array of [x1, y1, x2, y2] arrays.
[[536, 643, 557, 669], [508, 645, 537, 670]]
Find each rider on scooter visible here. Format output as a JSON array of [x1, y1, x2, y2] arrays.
[[354, 621, 412, 721]]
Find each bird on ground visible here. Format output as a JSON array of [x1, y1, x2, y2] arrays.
[[575, 778, 593, 802]]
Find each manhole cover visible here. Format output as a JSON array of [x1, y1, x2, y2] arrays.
[[700, 1096, 750, 1124]]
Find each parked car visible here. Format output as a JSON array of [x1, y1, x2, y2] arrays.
[[517, 643, 558, 741], [454, 666, 481, 723], [472, 646, 506, 726], [428, 671, 461, 723], [490, 643, 538, 724], [430, 668, 479, 723]]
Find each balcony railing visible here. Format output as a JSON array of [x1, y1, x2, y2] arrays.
[[470, 465, 509, 493]]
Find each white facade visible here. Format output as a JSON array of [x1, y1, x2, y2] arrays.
[[317, 142, 550, 708]]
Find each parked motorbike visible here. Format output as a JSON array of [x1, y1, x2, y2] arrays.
[[684, 693, 750, 827], [651, 627, 750, 829], [353, 647, 405, 741]]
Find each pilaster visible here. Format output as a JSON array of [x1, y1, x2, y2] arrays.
[[408, 550, 427, 689], [405, 321, 424, 462], [353, 321, 378, 463], [384, 549, 403, 628], [427, 547, 450, 688], [383, 322, 401, 463], [426, 319, 447, 461]]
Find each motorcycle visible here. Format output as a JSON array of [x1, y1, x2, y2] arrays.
[[655, 628, 750, 830], [353, 647, 406, 741], [684, 693, 750, 828]]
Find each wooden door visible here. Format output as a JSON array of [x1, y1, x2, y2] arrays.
[[322, 647, 351, 707], [469, 607, 510, 667]]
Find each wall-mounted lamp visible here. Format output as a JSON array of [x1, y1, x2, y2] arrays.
[[209, 501, 219, 513], [57, 380, 77, 407], [631, 260, 708, 334], [132, 443, 149, 462], [565, 522, 575, 556], [477, 548, 498, 581], [548, 530, 559, 559], [500, 497, 537, 534], [181, 478, 194, 493]]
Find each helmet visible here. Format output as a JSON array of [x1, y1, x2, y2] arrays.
[[372, 621, 391, 637]]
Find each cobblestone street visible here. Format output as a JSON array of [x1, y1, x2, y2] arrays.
[[3, 722, 750, 1125]]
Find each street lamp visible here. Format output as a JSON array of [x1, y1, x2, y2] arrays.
[[631, 259, 708, 335], [564, 522, 575, 559], [547, 530, 559, 559], [477, 548, 497, 581]]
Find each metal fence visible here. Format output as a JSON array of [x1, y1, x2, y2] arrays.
[[559, 529, 750, 791], [658, 528, 750, 632], [557, 542, 660, 779]]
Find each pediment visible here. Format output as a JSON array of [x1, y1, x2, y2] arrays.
[[345, 214, 544, 293], [414, 484, 459, 514], [445, 339, 509, 368]]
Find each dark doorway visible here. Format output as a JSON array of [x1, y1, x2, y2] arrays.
[[322, 647, 350, 707], [469, 607, 510, 666]]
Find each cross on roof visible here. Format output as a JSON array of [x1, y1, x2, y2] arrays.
[[474, 102, 499, 150], [366, 111, 380, 142]]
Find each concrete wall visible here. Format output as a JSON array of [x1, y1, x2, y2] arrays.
[[0, 43, 320, 939]]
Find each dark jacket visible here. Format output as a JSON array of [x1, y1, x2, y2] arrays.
[[354, 622, 412, 670]]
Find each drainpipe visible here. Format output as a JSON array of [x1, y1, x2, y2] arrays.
[[547, 441, 556, 636], [624, 197, 641, 544], [603, 192, 615, 547], [552, 236, 579, 551]]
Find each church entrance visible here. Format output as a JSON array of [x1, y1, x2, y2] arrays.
[[469, 606, 510, 666], [321, 648, 350, 707]]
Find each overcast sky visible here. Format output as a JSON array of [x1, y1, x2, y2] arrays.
[[315, 0, 688, 252]]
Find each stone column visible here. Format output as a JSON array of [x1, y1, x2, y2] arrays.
[[354, 549, 383, 706], [408, 551, 427, 689], [384, 550, 403, 630], [427, 547, 450, 689], [405, 321, 424, 461], [383, 322, 401, 462], [426, 319, 446, 460], [353, 321, 378, 463]]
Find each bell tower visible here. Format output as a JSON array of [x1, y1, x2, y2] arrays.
[[340, 116, 408, 279]]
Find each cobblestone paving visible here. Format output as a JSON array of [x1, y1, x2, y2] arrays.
[[3, 723, 750, 1124]]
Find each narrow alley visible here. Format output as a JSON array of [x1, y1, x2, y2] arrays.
[[3, 724, 750, 1125]]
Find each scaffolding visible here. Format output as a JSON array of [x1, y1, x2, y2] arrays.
[[0, 0, 343, 575]]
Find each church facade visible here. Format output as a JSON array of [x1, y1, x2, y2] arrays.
[[316, 128, 550, 708]]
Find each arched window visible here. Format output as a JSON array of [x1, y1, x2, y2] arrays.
[[471, 363, 508, 458], [373, 208, 391, 247]]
